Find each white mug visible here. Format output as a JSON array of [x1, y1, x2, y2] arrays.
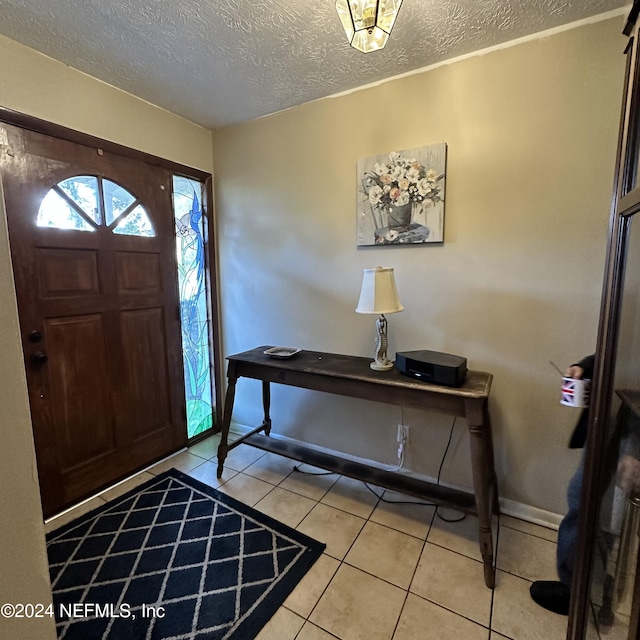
[[561, 377, 591, 408]]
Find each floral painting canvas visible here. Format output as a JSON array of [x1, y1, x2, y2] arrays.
[[357, 143, 446, 246]]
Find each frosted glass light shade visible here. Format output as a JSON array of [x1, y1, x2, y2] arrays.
[[356, 267, 404, 314], [335, 0, 403, 53]]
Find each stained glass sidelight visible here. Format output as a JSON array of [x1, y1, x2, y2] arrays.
[[173, 176, 214, 438]]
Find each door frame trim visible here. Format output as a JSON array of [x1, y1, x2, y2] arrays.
[[0, 107, 209, 178], [0, 107, 223, 439]]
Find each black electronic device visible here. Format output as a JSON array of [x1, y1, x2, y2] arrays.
[[395, 350, 467, 387]]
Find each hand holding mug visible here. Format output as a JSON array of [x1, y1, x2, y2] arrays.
[[561, 366, 590, 408], [565, 365, 584, 379]]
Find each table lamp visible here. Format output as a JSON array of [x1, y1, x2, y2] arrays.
[[356, 266, 404, 371]]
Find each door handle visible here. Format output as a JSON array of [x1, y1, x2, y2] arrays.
[[30, 351, 48, 365]]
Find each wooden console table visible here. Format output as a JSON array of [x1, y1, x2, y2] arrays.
[[216, 346, 499, 588]]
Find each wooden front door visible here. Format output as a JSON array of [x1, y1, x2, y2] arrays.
[[1, 124, 187, 517]]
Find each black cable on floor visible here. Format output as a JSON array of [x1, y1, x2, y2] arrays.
[[292, 464, 334, 476], [363, 482, 436, 506], [433, 419, 466, 523], [291, 418, 467, 524], [365, 417, 466, 523]]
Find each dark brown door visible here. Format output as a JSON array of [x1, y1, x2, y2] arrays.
[[1, 124, 187, 517]]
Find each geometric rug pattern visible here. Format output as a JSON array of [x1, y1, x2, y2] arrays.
[[46, 469, 325, 640]]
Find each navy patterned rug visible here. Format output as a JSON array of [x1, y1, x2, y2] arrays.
[[46, 469, 325, 640]]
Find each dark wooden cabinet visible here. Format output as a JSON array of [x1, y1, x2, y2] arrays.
[[569, 3, 640, 638]]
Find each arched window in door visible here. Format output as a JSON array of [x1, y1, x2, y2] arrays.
[[37, 175, 155, 237]]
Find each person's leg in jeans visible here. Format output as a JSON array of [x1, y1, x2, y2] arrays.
[[530, 455, 584, 615], [557, 455, 584, 586]]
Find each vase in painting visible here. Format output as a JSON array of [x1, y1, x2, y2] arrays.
[[387, 202, 412, 232]]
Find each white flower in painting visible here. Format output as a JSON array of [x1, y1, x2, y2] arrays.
[[391, 165, 405, 180], [406, 166, 421, 182], [374, 162, 390, 176], [361, 150, 444, 225], [395, 191, 410, 206], [386, 229, 399, 241], [417, 178, 432, 197], [368, 185, 383, 205]]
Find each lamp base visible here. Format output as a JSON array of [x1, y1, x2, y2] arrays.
[[370, 360, 394, 371], [370, 314, 394, 372]]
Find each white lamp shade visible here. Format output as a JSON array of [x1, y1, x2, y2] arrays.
[[356, 266, 404, 314]]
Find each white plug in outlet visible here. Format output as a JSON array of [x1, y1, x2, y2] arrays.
[[396, 424, 409, 468], [397, 424, 409, 443]]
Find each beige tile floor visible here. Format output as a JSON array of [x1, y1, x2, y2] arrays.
[[46, 434, 569, 640]]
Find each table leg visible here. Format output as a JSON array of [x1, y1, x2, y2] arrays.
[[217, 364, 238, 478], [262, 380, 272, 436], [465, 398, 497, 589], [484, 404, 500, 516]]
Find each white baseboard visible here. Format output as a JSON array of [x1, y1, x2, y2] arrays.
[[499, 497, 562, 531]]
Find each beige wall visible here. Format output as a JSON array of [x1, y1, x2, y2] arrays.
[[213, 16, 626, 519], [0, 33, 214, 172], [0, 34, 213, 638]]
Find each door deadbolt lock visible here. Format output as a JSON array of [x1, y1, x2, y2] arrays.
[[28, 330, 43, 343]]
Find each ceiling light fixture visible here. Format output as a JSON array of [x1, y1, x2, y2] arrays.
[[335, 0, 403, 53]]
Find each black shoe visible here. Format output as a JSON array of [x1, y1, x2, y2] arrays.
[[530, 580, 570, 615]]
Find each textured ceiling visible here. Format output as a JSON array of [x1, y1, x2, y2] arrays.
[[0, 0, 628, 130]]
